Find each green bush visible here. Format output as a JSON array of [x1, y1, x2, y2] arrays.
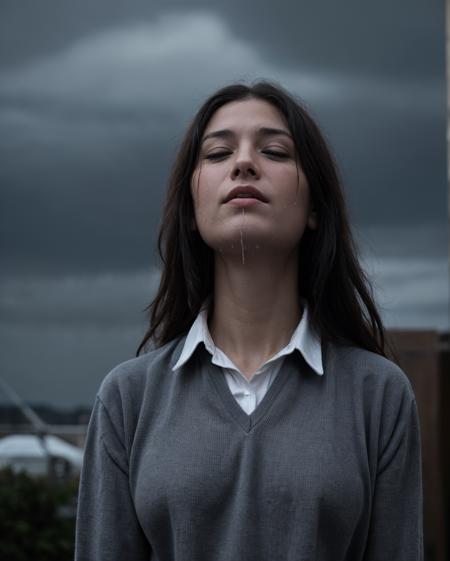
[[0, 467, 78, 561]]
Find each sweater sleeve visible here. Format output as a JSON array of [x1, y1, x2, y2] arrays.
[[75, 395, 152, 561], [364, 390, 424, 561]]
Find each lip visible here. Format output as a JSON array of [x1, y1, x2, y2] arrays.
[[226, 198, 263, 207], [223, 185, 268, 204]]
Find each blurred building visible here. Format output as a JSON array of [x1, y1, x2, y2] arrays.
[[0, 433, 83, 478]]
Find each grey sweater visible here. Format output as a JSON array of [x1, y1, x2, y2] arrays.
[[75, 336, 423, 561]]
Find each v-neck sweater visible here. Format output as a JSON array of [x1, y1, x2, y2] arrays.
[[172, 302, 323, 415], [75, 335, 423, 561]]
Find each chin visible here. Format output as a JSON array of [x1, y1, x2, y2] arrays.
[[198, 225, 303, 257]]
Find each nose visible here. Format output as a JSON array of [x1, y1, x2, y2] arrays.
[[230, 147, 260, 180]]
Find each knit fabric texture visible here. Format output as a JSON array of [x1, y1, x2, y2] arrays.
[[75, 335, 423, 561]]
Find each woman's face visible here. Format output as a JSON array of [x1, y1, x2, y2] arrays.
[[191, 98, 316, 257]]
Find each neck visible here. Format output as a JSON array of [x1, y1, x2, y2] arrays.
[[208, 250, 302, 378]]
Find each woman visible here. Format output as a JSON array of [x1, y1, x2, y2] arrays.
[[75, 81, 423, 560]]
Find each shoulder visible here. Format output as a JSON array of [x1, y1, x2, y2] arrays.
[[326, 343, 419, 447], [84, 335, 187, 457], [326, 342, 416, 405], [97, 335, 186, 410]]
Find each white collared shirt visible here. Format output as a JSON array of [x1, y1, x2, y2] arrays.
[[172, 303, 323, 415]]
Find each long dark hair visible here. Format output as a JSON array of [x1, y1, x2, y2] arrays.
[[136, 81, 388, 357]]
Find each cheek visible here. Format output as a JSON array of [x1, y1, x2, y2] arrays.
[[190, 168, 215, 234], [294, 171, 311, 206], [191, 168, 211, 215], [278, 170, 309, 207], [276, 175, 312, 234], [191, 167, 220, 215], [190, 168, 200, 206]]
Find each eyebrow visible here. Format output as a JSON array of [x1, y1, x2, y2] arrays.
[[201, 127, 293, 143]]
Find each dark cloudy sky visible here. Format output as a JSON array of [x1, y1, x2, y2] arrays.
[[0, 0, 448, 408]]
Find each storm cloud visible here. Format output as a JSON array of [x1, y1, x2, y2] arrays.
[[1, 9, 446, 273]]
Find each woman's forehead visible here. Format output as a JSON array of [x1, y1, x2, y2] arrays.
[[203, 98, 289, 137]]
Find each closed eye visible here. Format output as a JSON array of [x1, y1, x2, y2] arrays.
[[204, 151, 231, 161], [262, 149, 289, 159], [204, 149, 290, 161]]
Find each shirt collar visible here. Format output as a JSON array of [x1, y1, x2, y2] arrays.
[[172, 301, 323, 376]]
